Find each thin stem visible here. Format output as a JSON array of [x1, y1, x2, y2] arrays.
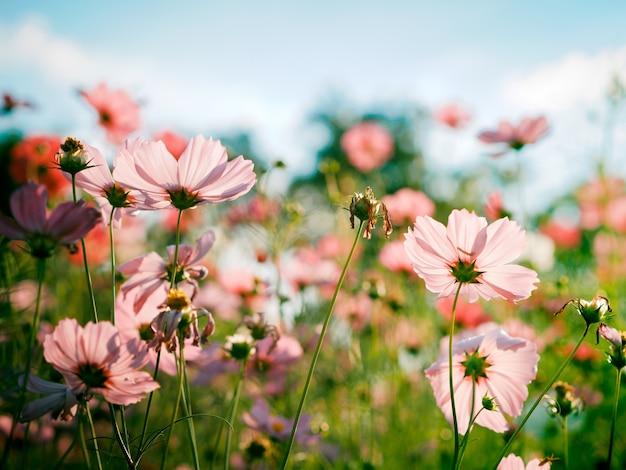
[[223, 359, 247, 470], [109, 209, 117, 324], [78, 410, 93, 470], [448, 284, 463, 470], [108, 403, 134, 469], [455, 377, 476, 470], [1, 258, 46, 467], [492, 324, 590, 469], [180, 345, 201, 470], [160, 347, 185, 470], [85, 400, 103, 470], [72, 174, 98, 322], [562, 417, 569, 470], [607, 367, 622, 468], [169, 209, 184, 291], [136, 348, 162, 463], [280, 220, 366, 470]]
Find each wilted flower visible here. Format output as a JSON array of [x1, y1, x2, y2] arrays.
[[43, 318, 160, 406], [425, 328, 539, 434], [349, 187, 392, 239], [113, 135, 256, 210], [546, 381, 584, 419], [404, 208, 538, 303], [79, 83, 141, 145], [0, 182, 100, 258], [54, 137, 91, 176]]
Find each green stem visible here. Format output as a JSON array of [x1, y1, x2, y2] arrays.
[[180, 344, 201, 470], [136, 348, 161, 464], [492, 324, 590, 469], [109, 209, 116, 324], [562, 417, 569, 470], [0, 258, 46, 467], [78, 409, 93, 470], [455, 377, 476, 470], [169, 210, 183, 291], [607, 367, 622, 468], [448, 284, 463, 470], [85, 400, 103, 470], [72, 174, 98, 322], [160, 346, 185, 470], [280, 220, 366, 470], [108, 403, 134, 469], [223, 360, 247, 470]]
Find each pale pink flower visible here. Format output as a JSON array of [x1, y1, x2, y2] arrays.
[[154, 130, 188, 160], [434, 104, 472, 129], [242, 399, 318, 445], [80, 83, 141, 145], [378, 239, 415, 274], [118, 230, 214, 312], [404, 209, 539, 303], [73, 141, 141, 227], [341, 121, 394, 172], [248, 335, 303, 395], [0, 182, 101, 258], [478, 116, 549, 155], [113, 135, 256, 210], [576, 177, 625, 230], [280, 246, 341, 293], [425, 328, 539, 434], [43, 318, 160, 406], [498, 453, 551, 470], [484, 191, 510, 221], [334, 291, 373, 333], [20, 374, 78, 422], [382, 188, 435, 225]]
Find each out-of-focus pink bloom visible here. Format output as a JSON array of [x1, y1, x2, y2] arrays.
[[341, 121, 394, 172], [317, 234, 343, 259], [43, 318, 160, 405], [0, 416, 54, 444], [605, 195, 626, 233], [435, 296, 491, 328], [404, 209, 539, 303], [8, 280, 55, 314], [194, 281, 243, 322], [118, 230, 214, 312], [249, 335, 303, 395], [478, 116, 549, 155], [433, 104, 472, 129], [217, 268, 271, 310], [161, 202, 205, 234], [115, 289, 206, 376], [154, 130, 188, 160], [280, 246, 341, 294], [334, 291, 373, 333], [378, 239, 415, 274], [576, 177, 625, 230], [382, 188, 435, 225], [484, 191, 510, 221], [113, 135, 256, 210], [593, 232, 626, 283], [0, 182, 100, 258], [80, 83, 141, 145], [242, 399, 318, 445], [498, 454, 551, 470], [73, 141, 140, 227], [224, 194, 280, 227], [539, 219, 581, 248], [9, 135, 69, 198], [426, 328, 539, 434], [20, 374, 78, 422]]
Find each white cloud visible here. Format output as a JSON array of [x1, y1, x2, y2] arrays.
[[502, 47, 626, 113]]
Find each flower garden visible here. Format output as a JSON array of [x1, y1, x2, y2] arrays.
[[0, 81, 626, 470]]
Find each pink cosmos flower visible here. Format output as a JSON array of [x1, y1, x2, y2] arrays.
[[242, 399, 318, 445], [433, 104, 472, 129], [118, 229, 214, 312], [404, 209, 539, 303], [0, 182, 101, 258], [382, 188, 435, 225], [248, 335, 303, 395], [80, 83, 141, 145], [43, 318, 160, 406], [340, 121, 394, 172], [113, 135, 256, 210], [484, 191, 510, 221], [154, 130, 188, 160], [478, 116, 549, 155], [425, 328, 539, 434], [576, 177, 625, 230], [497, 454, 551, 470], [280, 246, 341, 294], [72, 141, 141, 227]]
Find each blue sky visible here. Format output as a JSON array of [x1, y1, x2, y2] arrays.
[[1, 1, 626, 211]]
